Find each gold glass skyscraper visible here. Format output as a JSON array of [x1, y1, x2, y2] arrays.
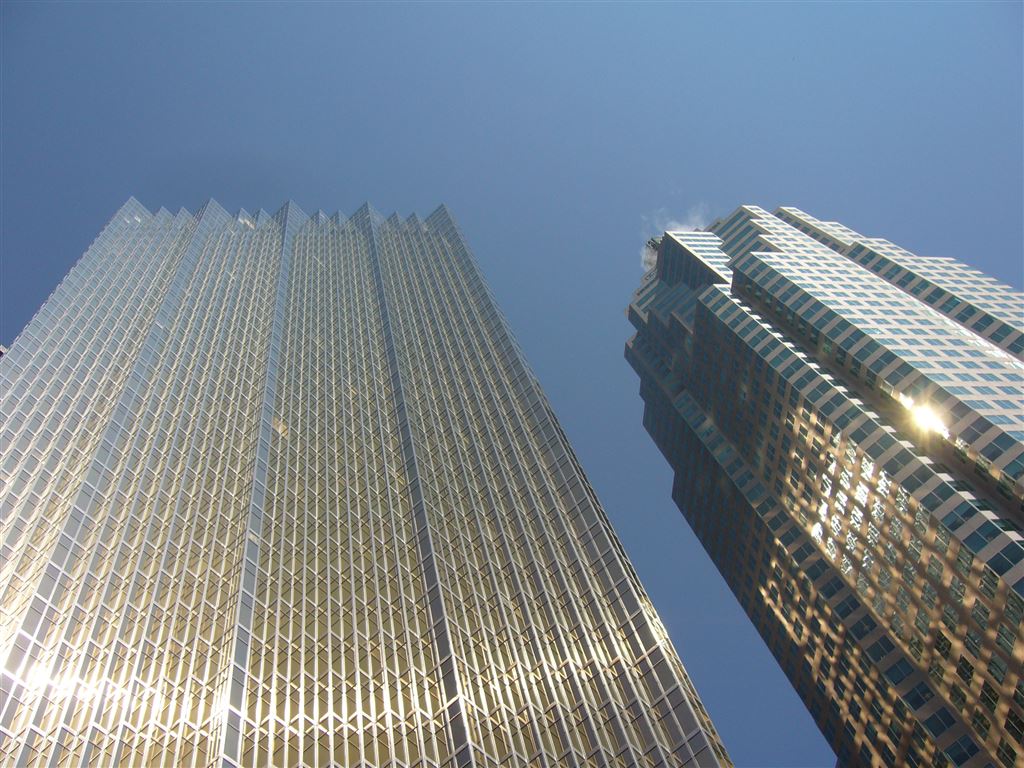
[[0, 199, 729, 768], [627, 205, 1024, 768]]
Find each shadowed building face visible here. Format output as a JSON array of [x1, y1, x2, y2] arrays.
[[0, 199, 729, 768], [627, 204, 1024, 768]]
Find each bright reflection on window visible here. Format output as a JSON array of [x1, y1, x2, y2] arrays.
[[19, 664, 163, 712], [897, 393, 949, 438]]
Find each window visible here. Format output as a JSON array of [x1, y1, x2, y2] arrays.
[[997, 740, 1017, 768], [1007, 709, 1024, 743], [989, 543, 1024, 576], [820, 576, 844, 599], [964, 630, 982, 658], [850, 614, 877, 640], [941, 502, 976, 531], [868, 636, 895, 662], [955, 656, 974, 684], [924, 707, 955, 737], [884, 658, 914, 686], [989, 655, 1008, 684], [834, 594, 859, 619], [964, 521, 1000, 553], [904, 680, 933, 709], [945, 735, 979, 766], [972, 710, 990, 740], [996, 624, 1016, 654]]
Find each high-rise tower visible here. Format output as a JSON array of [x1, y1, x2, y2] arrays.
[[0, 199, 729, 768], [627, 205, 1024, 768]]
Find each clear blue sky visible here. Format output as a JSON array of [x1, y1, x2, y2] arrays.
[[2, 2, 1021, 765]]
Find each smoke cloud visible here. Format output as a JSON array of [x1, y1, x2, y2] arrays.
[[639, 203, 710, 269]]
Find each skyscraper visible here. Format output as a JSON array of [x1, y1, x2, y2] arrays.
[[626, 205, 1024, 768], [0, 199, 730, 768]]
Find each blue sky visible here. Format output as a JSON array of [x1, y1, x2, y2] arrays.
[[2, 2, 1021, 765]]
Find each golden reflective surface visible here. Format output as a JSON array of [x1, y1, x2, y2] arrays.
[[1, 200, 729, 768]]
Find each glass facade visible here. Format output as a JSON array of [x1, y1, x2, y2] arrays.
[[627, 205, 1024, 768], [1, 199, 729, 768]]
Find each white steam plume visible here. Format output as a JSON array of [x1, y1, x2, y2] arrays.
[[639, 203, 710, 269]]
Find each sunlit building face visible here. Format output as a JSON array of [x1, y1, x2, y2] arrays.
[[627, 205, 1024, 768], [0, 199, 729, 768]]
